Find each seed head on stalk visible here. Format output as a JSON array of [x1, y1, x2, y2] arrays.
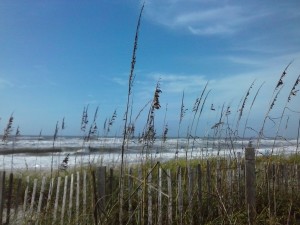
[[2, 114, 14, 143], [119, 3, 145, 224], [288, 74, 300, 102]]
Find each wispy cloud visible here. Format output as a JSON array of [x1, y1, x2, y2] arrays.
[[146, 0, 300, 39], [0, 78, 14, 89], [174, 6, 262, 36], [141, 57, 300, 113], [112, 77, 127, 86], [150, 72, 207, 93]]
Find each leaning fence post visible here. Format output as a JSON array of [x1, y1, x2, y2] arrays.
[[0, 171, 5, 225], [245, 142, 256, 224]]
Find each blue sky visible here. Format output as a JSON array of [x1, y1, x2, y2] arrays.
[[0, 0, 300, 138]]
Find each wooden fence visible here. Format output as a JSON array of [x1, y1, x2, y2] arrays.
[[1, 146, 300, 225]]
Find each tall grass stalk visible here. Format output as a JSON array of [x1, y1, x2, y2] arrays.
[[120, 3, 144, 224], [191, 84, 210, 158], [141, 81, 162, 161], [160, 104, 168, 157], [2, 113, 14, 143], [270, 74, 300, 154], [241, 82, 265, 148], [257, 63, 292, 148], [176, 91, 187, 160], [51, 121, 59, 179], [11, 126, 20, 172], [35, 129, 43, 172], [295, 118, 300, 155], [2, 114, 14, 171], [236, 80, 255, 134]]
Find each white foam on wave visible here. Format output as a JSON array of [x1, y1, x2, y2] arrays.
[[0, 136, 298, 170]]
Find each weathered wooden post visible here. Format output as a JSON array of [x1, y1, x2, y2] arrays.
[[6, 173, 13, 224], [0, 171, 5, 225], [245, 142, 256, 224]]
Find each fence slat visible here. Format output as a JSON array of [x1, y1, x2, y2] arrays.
[[177, 167, 183, 225], [60, 175, 68, 225], [197, 164, 202, 223], [23, 176, 30, 213], [30, 179, 38, 214], [68, 174, 74, 223], [76, 172, 80, 223], [109, 168, 114, 202], [188, 166, 194, 224], [46, 178, 54, 212], [138, 167, 143, 225], [157, 167, 162, 225], [147, 169, 152, 225], [128, 167, 133, 223], [206, 160, 212, 217], [297, 165, 300, 192], [37, 177, 46, 213], [35, 176, 46, 225], [53, 177, 61, 224], [167, 169, 172, 225], [83, 171, 87, 217]]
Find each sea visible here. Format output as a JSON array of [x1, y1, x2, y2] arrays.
[[0, 135, 298, 171]]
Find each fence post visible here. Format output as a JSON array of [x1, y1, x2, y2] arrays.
[[245, 142, 256, 224], [96, 166, 106, 221], [0, 171, 5, 225], [6, 173, 13, 224]]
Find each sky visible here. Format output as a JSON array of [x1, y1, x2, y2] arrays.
[[0, 0, 300, 138]]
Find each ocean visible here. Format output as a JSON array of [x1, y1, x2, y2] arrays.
[[0, 135, 298, 171]]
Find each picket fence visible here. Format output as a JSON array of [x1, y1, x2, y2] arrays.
[[0, 146, 300, 225]]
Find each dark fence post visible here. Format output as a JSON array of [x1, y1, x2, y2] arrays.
[[96, 166, 106, 218], [245, 142, 256, 224], [6, 173, 13, 224], [0, 171, 5, 225]]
